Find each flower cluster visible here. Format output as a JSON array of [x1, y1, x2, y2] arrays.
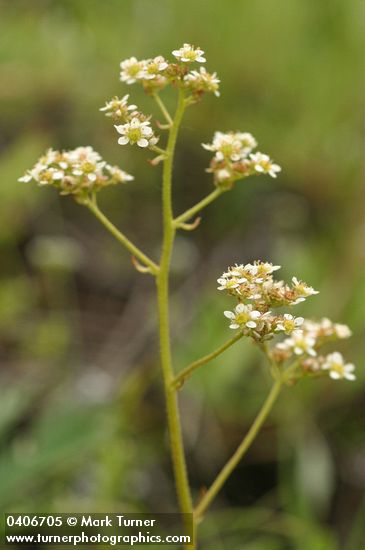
[[219, 261, 317, 342], [219, 261, 355, 381], [99, 95, 137, 121], [120, 56, 169, 93], [100, 94, 158, 149], [18, 147, 133, 201], [218, 262, 317, 310], [118, 44, 219, 101], [274, 317, 352, 357], [101, 43, 222, 149], [204, 132, 281, 188], [273, 319, 355, 381], [184, 67, 220, 98]]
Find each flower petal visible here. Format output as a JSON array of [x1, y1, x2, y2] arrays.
[[224, 311, 234, 319], [118, 137, 129, 145], [250, 311, 261, 319], [137, 138, 149, 148]]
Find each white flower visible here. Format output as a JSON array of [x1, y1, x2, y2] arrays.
[[334, 323, 352, 339], [224, 303, 262, 330], [18, 148, 59, 184], [322, 352, 356, 381], [278, 331, 316, 356], [221, 266, 245, 278], [303, 318, 330, 336], [216, 168, 232, 182], [246, 261, 281, 277], [39, 148, 58, 165], [292, 277, 319, 298], [184, 67, 220, 96], [144, 56, 169, 79], [68, 146, 102, 166], [105, 165, 134, 183], [217, 275, 246, 291], [276, 314, 304, 335], [100, 95, 137, 118], [68, 147, 105, 181], [203, 131, 255, 161], [172, 43, 206, 63], [120, 57, 146, 84], [249, 152, 281, 178], [114, 118, 157, 148], [36, 167, 65, 184], [236, 133, 258, 155]]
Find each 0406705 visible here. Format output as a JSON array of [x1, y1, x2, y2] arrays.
[[6, 515, 63, 527]]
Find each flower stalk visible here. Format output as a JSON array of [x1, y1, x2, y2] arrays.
[[172, 332, 244, 390], [194, 378, 283, 521], [86, 195, 159, 275], [173, 187, 225, 228], [153, 93, 173, 127]]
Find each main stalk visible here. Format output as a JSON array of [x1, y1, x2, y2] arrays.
[[155, 90, 194, 543]]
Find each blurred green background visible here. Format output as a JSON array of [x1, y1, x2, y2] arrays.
[[1, 0, 365, 548]]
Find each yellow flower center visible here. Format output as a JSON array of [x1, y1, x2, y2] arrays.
[[147, 63, 158, 74], [226, 280, 237, 289], [127, 127, 142, 143], [235, 312, 250, 325], [185, 51, 197, 60], [332, 362, 344, 375], [128, 64, 142, 77], [42, 170, 53, 182], [284, 319, 295, 332], [82, 162, 95, 173]]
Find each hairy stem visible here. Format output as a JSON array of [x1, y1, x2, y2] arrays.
[[172, 332, 244, 389], [194, 379, 282, 521], [156, 90, 194, 542], [87, 197, 159, 275], [173, 187, 225, 228]]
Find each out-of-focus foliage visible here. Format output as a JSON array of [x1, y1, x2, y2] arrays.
[[1, 0, 365, 548]]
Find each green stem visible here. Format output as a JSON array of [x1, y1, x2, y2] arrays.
[[172, 332, 244, 389], [173, 187, 225, 228], [194, 379, 282, 521], [156, 90, 194, 538], [150, 145, 167, 156], [153, 93, 173, 126], [87, 198, 159, 275]]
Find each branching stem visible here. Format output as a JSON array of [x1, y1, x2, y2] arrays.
[[173, 187, 225, 228], [153, 93, 173, 127], [194, 379, 282, 521], [87, 196, 159, 275], [172, 332, 244, 389], [150, 145, 168, 156]]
